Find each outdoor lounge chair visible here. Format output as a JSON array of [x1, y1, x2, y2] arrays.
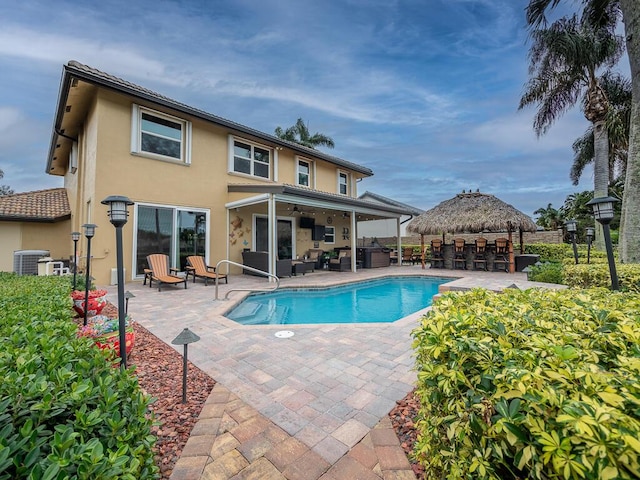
[[146, 254, 187, 292], [186, 256, 228, 285]]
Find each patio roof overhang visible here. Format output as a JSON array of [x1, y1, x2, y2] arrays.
[[227, 184, 410, 220]]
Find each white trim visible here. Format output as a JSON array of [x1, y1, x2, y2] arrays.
[[131, 104, 191, 164], [296, 156, 313, 187], [324, 225, 335, 244], [69, 141, 78, 174], [228, 135, 273, 179], [131, 202, 210, 278], [337, 170, 349, 196]]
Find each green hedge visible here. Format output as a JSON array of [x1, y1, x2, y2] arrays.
[[0, 273, 158, 479], [563, 264, 640, 293], [412, 287, 640, 479], [525, 243, 608, 263]]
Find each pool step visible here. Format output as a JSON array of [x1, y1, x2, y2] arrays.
[[231, 303, 289, 325]]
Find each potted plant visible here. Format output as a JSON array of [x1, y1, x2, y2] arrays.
[[77, 314, 135, 359], [71, 289, 108, 317]]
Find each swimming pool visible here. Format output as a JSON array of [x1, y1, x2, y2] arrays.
[[225, 276, 451, 325]]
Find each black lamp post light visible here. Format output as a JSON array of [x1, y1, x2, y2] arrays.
[[71, 231, 81, 290], [101, 195, 134, 368], [82, 224, 97, 326], [586, 196, 619, 290], [585, 227, 595, 264], [565, 219, 579, 265]]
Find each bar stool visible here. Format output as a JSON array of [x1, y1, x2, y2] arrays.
[[453, 238, 466, 269], [493, 238, 510, 272], [473, 238, 488, 271], [429, 239, 444, 268]]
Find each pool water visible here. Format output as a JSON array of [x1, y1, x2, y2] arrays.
[[225, 276, 451, 325]]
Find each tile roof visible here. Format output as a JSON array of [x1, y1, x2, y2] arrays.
[[0, 188, 71, 222], [51, 61, 373, 177]]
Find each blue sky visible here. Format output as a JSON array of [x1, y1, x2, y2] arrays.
[[0, 0, 627, 217]]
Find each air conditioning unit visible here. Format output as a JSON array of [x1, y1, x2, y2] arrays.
[[13, 250, 50, 275]]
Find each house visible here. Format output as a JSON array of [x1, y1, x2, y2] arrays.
[[42, 61, 410, 285], [0, 188, 71, 273], [357, 191, 424, 240]]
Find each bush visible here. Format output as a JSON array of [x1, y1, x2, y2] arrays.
[[0, 273, 158, 479], [563, 263, 640, 293], [527, 262, 564, 284], [412, 287, 640, 479]]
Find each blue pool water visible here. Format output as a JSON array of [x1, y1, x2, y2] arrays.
[[225, 276, 451, 325]]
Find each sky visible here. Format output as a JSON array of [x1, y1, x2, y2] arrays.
[[0, 0, 630, 218]]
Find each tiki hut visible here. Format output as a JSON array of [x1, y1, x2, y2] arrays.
[[406, 191, 538, 273]]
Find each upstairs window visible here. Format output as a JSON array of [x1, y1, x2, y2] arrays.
[[231, 139, 271, 179], [338, 171, 349, 195], [297, 159, 311, 187], [132, 105, 191, 163]]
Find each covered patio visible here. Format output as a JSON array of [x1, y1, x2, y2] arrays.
[[226, 184, 412, 275]]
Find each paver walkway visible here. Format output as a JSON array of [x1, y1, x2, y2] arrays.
[[106, 266, 561, 479]]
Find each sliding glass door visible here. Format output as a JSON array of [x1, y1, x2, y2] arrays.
[[135, 205, 208, 276], [254, 216, 294, 259]]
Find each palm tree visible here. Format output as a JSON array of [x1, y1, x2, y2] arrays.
[[534, 203, 564, 230], [274, 118, 335, 150], [570, 72, 631, 186], [519, 14, 624, 248], [525, 0, 640, 263]]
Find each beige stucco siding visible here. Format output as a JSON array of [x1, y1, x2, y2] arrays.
[[0, 223, 22, 272]]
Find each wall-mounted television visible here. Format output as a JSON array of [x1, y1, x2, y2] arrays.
[[300, 217, 315, 229]]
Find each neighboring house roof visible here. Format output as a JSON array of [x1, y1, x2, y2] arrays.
[[358, 191, 424, 216], [228, 184, 412, 216], [47, 60, 374, 177], [0, 188, 71, 222]]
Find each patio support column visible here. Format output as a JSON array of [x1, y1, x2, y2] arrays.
[[420, 234, 425, 270], [268, 194, 276, 281], [351, 210, 357, 272], [519, 229, 525, 254], [508, 227, 515, 274], [396, 217, 402, 268]]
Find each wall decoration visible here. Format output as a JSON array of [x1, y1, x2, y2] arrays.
[[327, 216, 333, 224]]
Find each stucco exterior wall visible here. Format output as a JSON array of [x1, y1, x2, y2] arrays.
[[0, 223, 22, 272]]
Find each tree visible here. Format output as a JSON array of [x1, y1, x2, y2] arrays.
[[519, 13, 624, 249], [0, 169, 13, 196], [274, 118, 335, 150], [570, 72, 631, 186], [525, 0, 640, 262], [534, 203, 564, 230]]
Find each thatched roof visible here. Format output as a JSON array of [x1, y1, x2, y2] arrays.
[[406, 192, 538, 235]]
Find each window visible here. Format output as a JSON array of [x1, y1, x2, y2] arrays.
[[134, 204, 208, 276], [297, 159, 311, 187], [324, 226, 335, 244], [231, 139, 271, 178], [338, 171, 349, 195], [131, 105, 191, 163]]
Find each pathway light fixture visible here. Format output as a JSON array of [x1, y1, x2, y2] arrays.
[[101, 195, 134, 368], [586, 196, 619, 290]]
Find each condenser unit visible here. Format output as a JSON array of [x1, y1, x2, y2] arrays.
[[13, 250, 50, 275]]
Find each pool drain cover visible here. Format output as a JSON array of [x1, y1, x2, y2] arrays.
[[275, 330, 294, 338]]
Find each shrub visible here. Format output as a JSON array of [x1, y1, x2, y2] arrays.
[[563, 263, 640, 293], [0, 273, 158, 479], [527, 262, 564, 284], [412, 287, 640, 479]]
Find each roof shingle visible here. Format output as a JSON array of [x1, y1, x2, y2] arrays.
[[0, 188, 71, 222]]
